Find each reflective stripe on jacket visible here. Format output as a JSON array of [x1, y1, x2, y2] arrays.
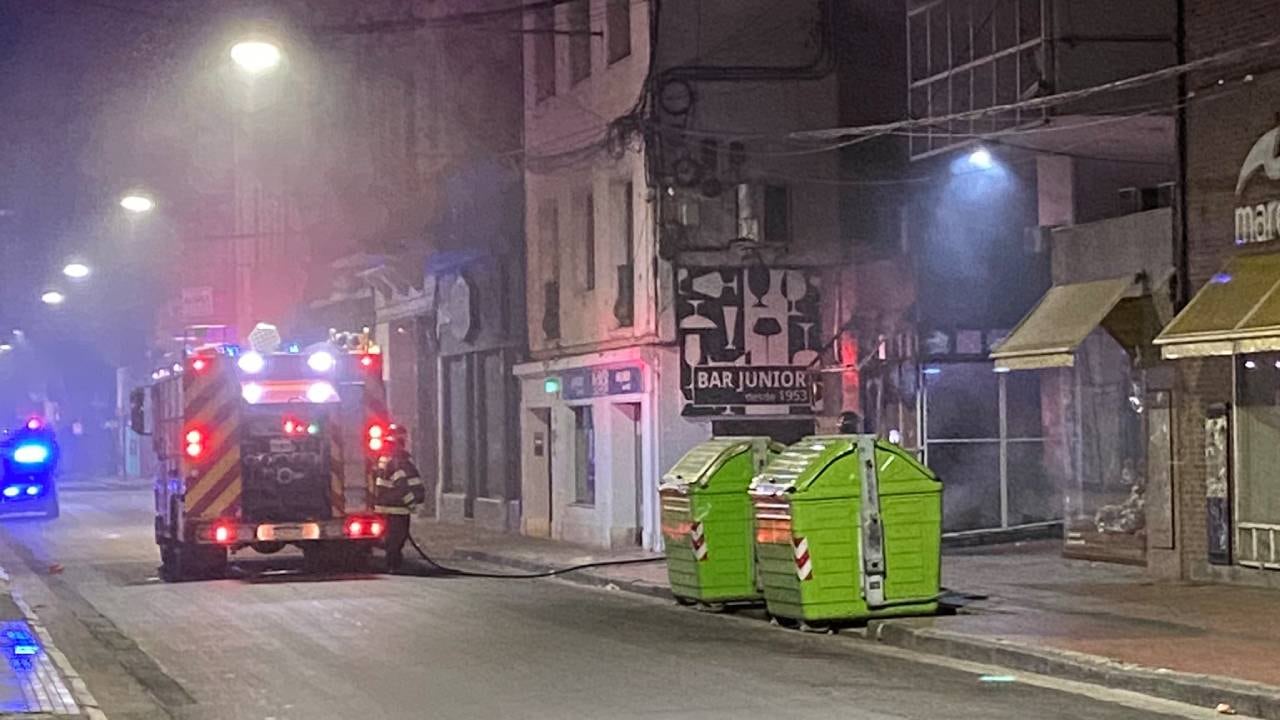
[[374, 453, 426, 511]]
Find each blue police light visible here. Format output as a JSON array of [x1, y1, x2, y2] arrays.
[[12, 444, 49, 465], [2, 487, 19, 498]]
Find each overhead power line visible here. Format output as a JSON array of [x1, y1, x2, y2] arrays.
[[791, 33, 1280, 144]]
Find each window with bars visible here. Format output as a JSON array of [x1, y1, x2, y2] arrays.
[[906, 0, 1046, 159]]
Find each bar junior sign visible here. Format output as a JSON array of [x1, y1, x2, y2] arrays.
[[1235, 124, 1280, 245], [691, 366, 812, 406]]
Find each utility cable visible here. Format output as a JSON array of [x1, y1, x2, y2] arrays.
[[406, 533, 662, 579]]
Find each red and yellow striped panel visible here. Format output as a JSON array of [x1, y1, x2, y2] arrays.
[[182, 358, 243, 520], [329, 414, 345, 518], [359, 372, 388, 509]]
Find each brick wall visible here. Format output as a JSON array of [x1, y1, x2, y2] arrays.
[[1176, 0, 1280, 582]]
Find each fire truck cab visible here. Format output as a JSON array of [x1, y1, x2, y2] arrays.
[[133, 334, 393, 581]]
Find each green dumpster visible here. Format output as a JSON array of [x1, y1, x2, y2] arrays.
[[660, 437, 780, 606], [750, 435, 941, 624]]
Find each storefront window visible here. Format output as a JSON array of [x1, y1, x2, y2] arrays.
[[1235, 352, 1280, 569], [923, 362, 1051, 533], [1063, 329, 1147, 564]]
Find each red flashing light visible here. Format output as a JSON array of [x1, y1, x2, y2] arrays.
[[191, 357, 209, 373], [344, 516, 384, 539], [210, 522, 235, 544], [284, 419, 297, 435], [185, 429, 205, 459], [25, 418, 41, 431], [360, 355, 374, 368], [367, 424, 386, 453]]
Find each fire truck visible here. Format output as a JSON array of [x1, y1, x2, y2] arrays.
[[131, 331, 394, 581]]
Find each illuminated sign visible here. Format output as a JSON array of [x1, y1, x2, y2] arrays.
[[1235, 125, 1280, 245]]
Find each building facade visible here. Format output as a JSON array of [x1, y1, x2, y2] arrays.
[[875, 0, 1180, 551], [517, 0, 843, 550], [1152, 0, 1280, 587]]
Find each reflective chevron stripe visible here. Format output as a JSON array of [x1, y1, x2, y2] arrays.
[[793, 536, 813, 581]]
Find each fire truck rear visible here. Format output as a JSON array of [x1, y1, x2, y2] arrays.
[[140, 339, 392, 581]]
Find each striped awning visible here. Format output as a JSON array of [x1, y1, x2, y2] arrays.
[[1155, 253, 1280, 359]]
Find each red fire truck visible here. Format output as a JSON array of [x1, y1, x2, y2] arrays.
[[132, 335, 394, 581]]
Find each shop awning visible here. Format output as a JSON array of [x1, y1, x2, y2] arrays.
[[1155, 253, 1280, 359], [991, 275, 1143, 370]]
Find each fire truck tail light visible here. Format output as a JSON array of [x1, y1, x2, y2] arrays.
[[211, 522, 235, 544], [190, 357, 209, 373], [344, 516, 384, 539]]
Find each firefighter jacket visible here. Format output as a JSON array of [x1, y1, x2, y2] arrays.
[[373, 452, 426, 515]]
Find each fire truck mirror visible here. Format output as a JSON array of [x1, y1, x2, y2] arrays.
[[129, 388, 150, 436]]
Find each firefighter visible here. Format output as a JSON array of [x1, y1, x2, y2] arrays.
[[373, 424, 425, 573]]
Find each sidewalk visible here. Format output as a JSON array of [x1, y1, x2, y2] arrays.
[[410, 518, 1280, 718], [0, 570, 95, 717]]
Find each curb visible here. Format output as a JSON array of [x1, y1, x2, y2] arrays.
[[444, 550, 672, 601], [867, 620, 1280, 719], [0, 569, 105, 719], [440, 548, 1280, 718]]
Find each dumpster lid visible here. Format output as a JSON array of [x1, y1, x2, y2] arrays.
[[661, 438, 758, 490], [750, 437, 852, 495]]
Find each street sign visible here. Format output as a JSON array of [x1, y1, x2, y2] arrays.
[[180, 287, 214, 320]]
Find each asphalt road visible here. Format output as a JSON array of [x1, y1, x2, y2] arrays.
[[0, 481, 1232, 720]]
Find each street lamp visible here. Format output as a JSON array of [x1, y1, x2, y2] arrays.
[[63, 262, 91, 279], [120, 194, 155, 213], [230, 40, 282, 74], [40, 290, 66, 306]]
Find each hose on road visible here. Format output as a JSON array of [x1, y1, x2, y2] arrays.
[[406, 533, 661, 579]]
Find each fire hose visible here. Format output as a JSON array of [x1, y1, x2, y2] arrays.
[[406, 533, 661, 579]]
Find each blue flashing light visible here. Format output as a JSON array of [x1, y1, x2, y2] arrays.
[[285, 342, 301, 354], [1211, 272, 1233, 284], [12, 444, 49, 465], [24, 485, 39, 497], [2, 487, 18, 499], [923, 367, 943, 376]]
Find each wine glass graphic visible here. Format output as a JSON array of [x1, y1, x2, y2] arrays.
[[753, 317, 783, 363], [746, 266, 771, 308], [793, 321, 818, 366], [681, 299, 717, 330], [783, 270, 808, 314], [723, 306, 740, 351], [692, 271, 740, 301]]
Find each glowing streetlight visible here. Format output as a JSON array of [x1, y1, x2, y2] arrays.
[[230, 40, 282, 74], [63, 262, 91, 279], [967, 147, 994, 170], [120, 194, 155, 213], [40, 290, 66, 306]]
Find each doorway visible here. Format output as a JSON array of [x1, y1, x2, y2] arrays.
[[529, 408, 553, 534], [615, 402, 644, 547]]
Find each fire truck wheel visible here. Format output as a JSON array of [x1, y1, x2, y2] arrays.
[[159, 542, 186, 582], [160, 543, 227, 582]]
